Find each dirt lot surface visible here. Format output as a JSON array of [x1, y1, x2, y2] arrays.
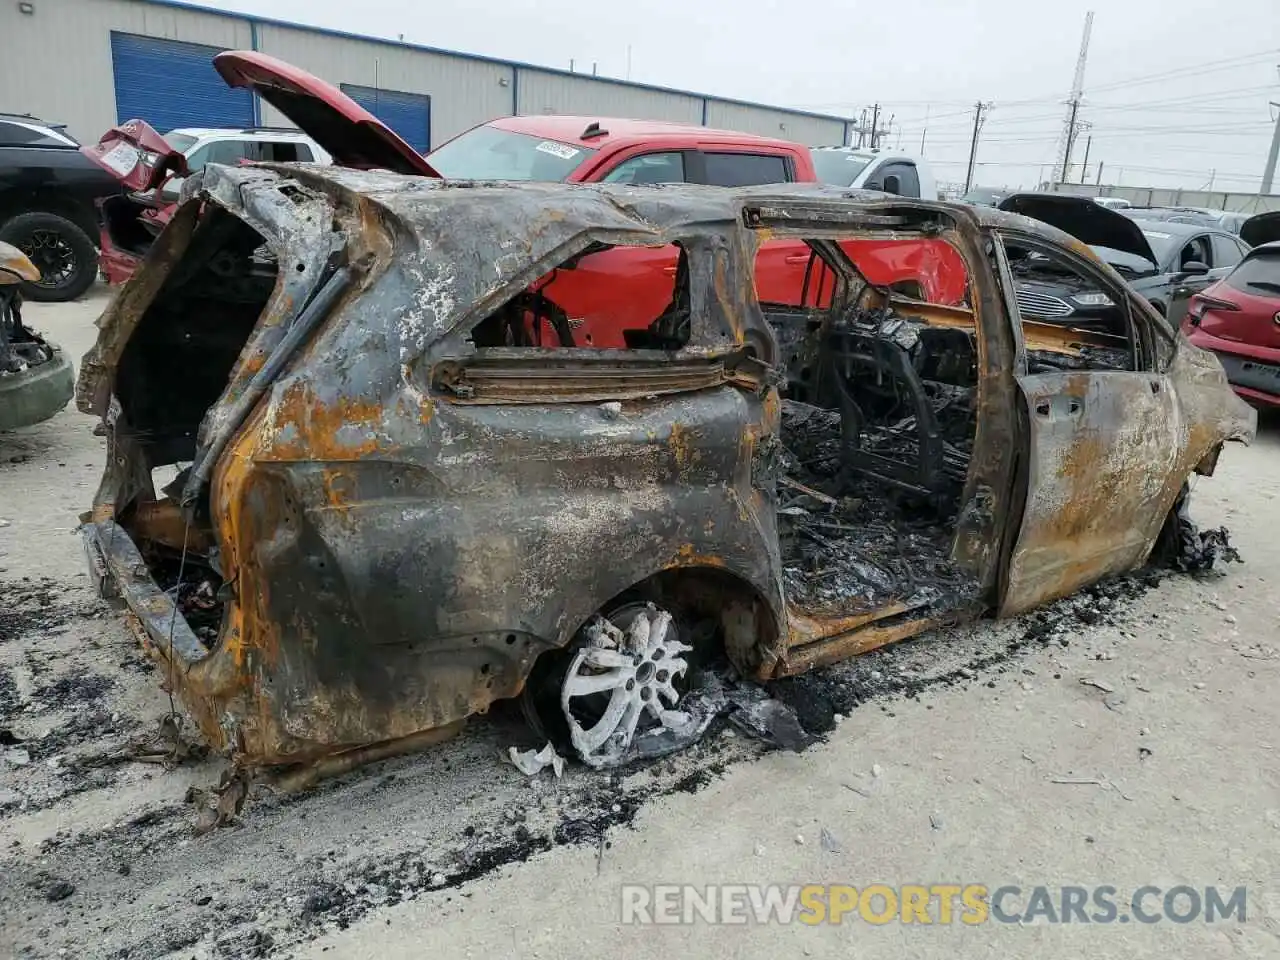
[[2, 287, 1278, 959]]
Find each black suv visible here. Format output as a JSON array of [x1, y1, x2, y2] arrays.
[[0, 113, 121, 301]]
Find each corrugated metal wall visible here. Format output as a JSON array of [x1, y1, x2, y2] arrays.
[[0, 0, 848, 149], [0, 0, 251, 142], [705, 100, 845, 145], [255, 24, 513, 149], [515, 70, 702, 125]]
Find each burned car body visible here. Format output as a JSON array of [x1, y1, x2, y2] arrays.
[[77, 164, 1255, 774]]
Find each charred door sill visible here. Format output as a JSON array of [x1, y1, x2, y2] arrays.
[[777, 599, 983, 676], [83, 521, 209, 665]]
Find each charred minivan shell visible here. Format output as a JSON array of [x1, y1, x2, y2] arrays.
[[78, 164, 1255, 773]]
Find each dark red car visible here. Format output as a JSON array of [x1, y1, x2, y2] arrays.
[[1182, 213, 1280, 407]]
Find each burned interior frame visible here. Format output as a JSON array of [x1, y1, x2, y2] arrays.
[[75, 169, 1255, 778]]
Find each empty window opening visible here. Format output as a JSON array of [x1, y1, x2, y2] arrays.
[[109, 208, 283, 644], [1002, 237, 1135, 373], [468, 242, 690, 351]]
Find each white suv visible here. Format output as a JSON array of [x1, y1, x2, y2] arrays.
[[159, 127, 330, 198], [810, 146, 940, 201]]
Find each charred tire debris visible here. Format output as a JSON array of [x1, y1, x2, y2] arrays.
[[69, 164, 1254, 795]]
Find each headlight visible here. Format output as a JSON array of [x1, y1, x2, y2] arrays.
[[1071, 291, 1113, 307]]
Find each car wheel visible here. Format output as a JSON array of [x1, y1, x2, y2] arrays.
[[0, 212, 98, 302], [520, 601, 719, 768]]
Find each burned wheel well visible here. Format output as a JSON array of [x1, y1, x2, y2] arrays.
[[580, 566, 781, 675]]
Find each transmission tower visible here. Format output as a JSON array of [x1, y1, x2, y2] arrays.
[[1054, 11, 1094, 184]]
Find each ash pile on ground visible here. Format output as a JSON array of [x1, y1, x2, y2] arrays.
[[0, 576, 103, 644], [777, 400, 979, 612]]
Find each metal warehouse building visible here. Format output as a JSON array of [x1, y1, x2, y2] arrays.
[[0, 0, 852, 151]]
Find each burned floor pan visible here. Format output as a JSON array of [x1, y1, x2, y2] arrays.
[[778, 399, 981, 618]]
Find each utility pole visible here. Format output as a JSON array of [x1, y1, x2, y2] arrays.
[[1060, 99, 1080, 183], [857, 108, 867, 147], [870, 103, 880, 148], [1262, 100, 1280, 194], [919, 105, 930, 155], [1079, 134, 1092, 184], [1055, 11, 1094, 186], [964, 101, 990, 193], [1096, 161, 1104, 185]]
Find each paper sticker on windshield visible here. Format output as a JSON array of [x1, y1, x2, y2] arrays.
[[535, 141, 580, 161], [1143, 231, 1173, 240]]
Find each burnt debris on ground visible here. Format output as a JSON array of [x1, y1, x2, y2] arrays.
[[0, 550, 1211, 960], [0, 577, 104, 643]]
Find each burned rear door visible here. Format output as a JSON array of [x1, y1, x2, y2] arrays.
[[994, 231, 1181, 616]]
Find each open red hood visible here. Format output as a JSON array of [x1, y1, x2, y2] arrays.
[[81, 119, 189, 193], [212, 51, 439, 178]]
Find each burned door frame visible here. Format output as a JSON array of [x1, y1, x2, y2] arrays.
[[737, 201, 1026, 671], [989, 229, 1183, 616]]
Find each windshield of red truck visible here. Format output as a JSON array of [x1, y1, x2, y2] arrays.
[[426, 127, 597, 181]]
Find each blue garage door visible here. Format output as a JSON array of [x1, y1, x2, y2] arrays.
[[341, 84, 431, 153], [110, 32, 254, 133]]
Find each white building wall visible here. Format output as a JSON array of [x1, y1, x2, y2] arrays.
[[0, 0, 252, 141], [515, 70, 702, 125], [0, 0, 850, 152], [255, 25, 515, 149], [704, 100, 846, 146]]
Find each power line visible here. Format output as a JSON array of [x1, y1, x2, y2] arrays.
[[1082, 48, 1279, 95]]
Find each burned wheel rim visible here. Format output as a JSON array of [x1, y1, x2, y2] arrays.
[[560, 603, 693, 768], [19, 229, 77, 289]]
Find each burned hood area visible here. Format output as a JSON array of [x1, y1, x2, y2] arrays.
[[72, 164, 1254, 786]]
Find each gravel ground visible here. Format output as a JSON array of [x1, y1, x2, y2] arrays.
[[1, 286, 1277, 959]]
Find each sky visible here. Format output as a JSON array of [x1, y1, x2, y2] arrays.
[[205, 0, 1279, 194]]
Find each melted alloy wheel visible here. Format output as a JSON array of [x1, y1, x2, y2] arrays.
[[522, 602, 721, 769], [562, 604, 692, 767]]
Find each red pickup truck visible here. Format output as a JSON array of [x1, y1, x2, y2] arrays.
[[85, 53, 967, 347]]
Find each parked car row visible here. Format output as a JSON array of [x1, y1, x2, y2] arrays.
[[1125, 205, 1253, 235]]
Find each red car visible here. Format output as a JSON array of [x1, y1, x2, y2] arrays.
[[85, 53, 968, 349], [1182, 213, 1280, 407]]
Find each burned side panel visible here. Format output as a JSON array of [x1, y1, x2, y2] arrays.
[[1000, 370, 1181, 616], [102, 169, 789, 765], [204, 380, 781, 761]]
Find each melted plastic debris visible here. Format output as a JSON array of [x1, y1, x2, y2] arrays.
[[507, 742, 565, 778]]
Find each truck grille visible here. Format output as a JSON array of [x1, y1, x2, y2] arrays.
[[1016, 289, 1074, 319]]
